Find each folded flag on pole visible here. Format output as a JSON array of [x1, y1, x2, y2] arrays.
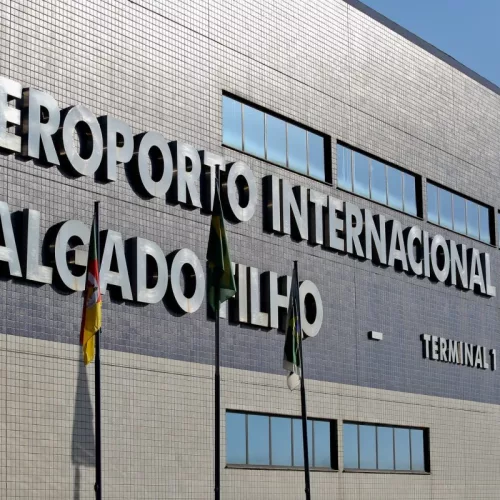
[[283, 263, 302, 378], [206, 177, 237, 314], [80, 209, 102, 365]]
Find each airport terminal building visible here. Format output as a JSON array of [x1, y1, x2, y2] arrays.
[[1, 0, 500, 498]]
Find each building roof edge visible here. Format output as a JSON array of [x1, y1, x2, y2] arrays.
[[344, 0, 500, 96]]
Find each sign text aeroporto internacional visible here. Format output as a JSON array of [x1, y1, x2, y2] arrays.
[[0, 75, 496, 340]]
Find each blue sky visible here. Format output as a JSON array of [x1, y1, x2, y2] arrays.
[[360, 0, 500, 87]]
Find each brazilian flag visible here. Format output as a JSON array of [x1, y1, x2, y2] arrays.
[[283, 264, 302, 375], [206, 179, 237, 313]]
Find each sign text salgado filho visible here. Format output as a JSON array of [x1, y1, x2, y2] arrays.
[[0, 74, 496, 341]]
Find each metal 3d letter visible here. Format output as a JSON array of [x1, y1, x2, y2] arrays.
[[58, 105, 104, 177], [430, 235, 450, 283], [22, 88, 60, 164], [0, 77, 22, 153], [223, 161, 257, 222], [169, 141, 202, 208], [281, 180, 308, 240], [199, 151, 225, 211], [0, 201, 22, 277], [308, 190, 327, 245], [299, 280, 323, 338]]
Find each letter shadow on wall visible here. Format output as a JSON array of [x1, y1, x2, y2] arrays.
[[72, 360, 95, 500]]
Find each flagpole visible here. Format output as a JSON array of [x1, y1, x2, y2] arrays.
[[214, 167, 221, 500], [94, 201, 103, 500], [296, 260, 311, 500]]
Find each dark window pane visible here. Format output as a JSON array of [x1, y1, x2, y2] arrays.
[[222, 96, 242, 150], [370, 160, 387, 205], [337, 144, 352, 191], [353, 152, 370, 198], [395, 428, 411, 470], [410, 429, 425, 471], [243, 105, 265, 158], [403, 174, 417, 216], [387, 167, 403, 210], [343, 424, 359, 469], [271, 417, 292, 466], [266, 115, 287, 167], [438, 188, 452, 229], [247, 414, 270, 465], [287, 124, 307, 174], [292, 419, 313, 467], [313, 421, 331, 468], [453, 195, 466, 234], [359, 425, 377, 469], [427, 184, 438, 223], [377, 427, 394, 470], [226, 413, 246, 464], [466, 201, 479, 239], [479, 206, 491, 243], [308, 132, 325, 181]]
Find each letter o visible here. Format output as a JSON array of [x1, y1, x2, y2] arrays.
[[61, 105, 103, 176], [168, 249, 205, 313], [299, 280, 323, 338], [136, 131, 173, 198], [430, 235, 450, 283], [223, 161, 257, 222]]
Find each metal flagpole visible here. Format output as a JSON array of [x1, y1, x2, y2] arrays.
[[296, 260, 311, 500], [94, 201, 103, 500], [214, 168, 221, 500]]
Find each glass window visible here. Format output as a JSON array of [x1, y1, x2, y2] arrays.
[[266, 115, 287, 167], [370, 160, 387, 205], [243, 105, 265, 158], [247, 414, 270, 465], [226, 412, 246, 464], [410, 429, 425, 471], [222, 96, 242, 150], [337, 144, 352, 191], [353, 151, 370, 198], [438, 188, 452, 229], [313, 421, 331, 468], [466, 201, 479, 239], [479, 205, 490, 243], [403, 174, 417, 216], [453, 195, 466, 234], [287, 124, 307, 174], [427, 183, 438, 223], [394, 428, 411, 471], [387, 167, 403, 211], [271, 417, 292, 466], [359, 425, 377, 469], [343, 423, 359, 469], [377, 426, 394, 470], [292, 418, 313, 467], [308, 132, 325, 181]]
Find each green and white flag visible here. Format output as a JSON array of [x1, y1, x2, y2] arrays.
[[283, 263, 302, 376], [206, 178, 237, 314]]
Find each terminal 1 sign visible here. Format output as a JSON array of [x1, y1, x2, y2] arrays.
[[0, 75, 496, 337]]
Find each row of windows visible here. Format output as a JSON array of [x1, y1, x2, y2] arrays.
[[222, 95, 327, 182], [222, 95, 495, 246], [226, 412, 429, 473], [427, 183, 491, 244], [226, 412, 332, 468], [337, 144, 418, 216], [343, 423, 427, 472]]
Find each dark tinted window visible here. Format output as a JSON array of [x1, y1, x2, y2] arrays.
[[222, 95, 327, 180], [344, 423, 428, 473], [337, 144, 418, 217], [226, 412, 335, 469]]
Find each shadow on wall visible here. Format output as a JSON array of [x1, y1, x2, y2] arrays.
[[72, 360, 95, 500]]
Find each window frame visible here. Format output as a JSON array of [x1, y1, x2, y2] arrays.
[[336, 142, 422, 218], [225, 410, 338, 471], [426, 181, 494, 246], [222, 92, 332, 184], [342, 421, 430, 474]]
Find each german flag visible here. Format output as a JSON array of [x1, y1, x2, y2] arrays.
[[206, 177, 237, 314], [80, 209, 102, 365]]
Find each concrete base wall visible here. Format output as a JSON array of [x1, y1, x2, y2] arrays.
[[2, 333, 499, 500]]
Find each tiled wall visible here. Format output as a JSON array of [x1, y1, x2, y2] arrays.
[[2, 0, 500, 497]]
